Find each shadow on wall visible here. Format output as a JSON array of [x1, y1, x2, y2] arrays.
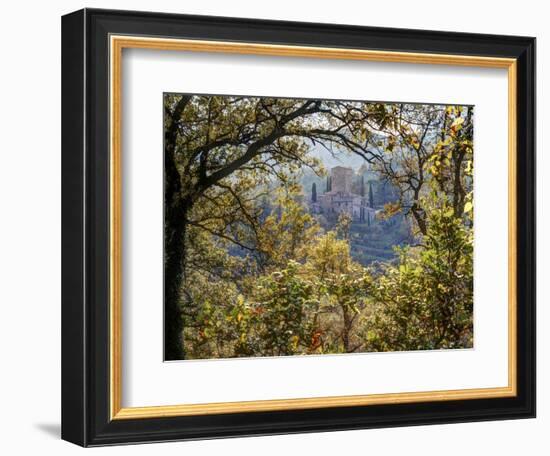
[[34, 423, 60, 439]]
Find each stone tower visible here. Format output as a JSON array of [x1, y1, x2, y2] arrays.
[[331, 166, 353, 193]]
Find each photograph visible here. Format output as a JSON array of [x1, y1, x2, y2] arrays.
[[163, 94, 474, 361]]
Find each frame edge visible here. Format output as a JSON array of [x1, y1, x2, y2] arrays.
[[61, 8, 88, 448]]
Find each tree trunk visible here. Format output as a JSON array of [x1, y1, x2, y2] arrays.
[[342, 305, 352, 352], [164, 198, 188, 360], [163, 95, 192, 360], [410, 202, 427, 235]]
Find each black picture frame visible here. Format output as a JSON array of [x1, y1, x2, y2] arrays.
[[62, 8, 536, 447]]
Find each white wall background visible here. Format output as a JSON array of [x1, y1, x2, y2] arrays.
[[0, 0, 545, 454]]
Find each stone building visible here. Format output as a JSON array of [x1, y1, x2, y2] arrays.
[[331, 166, 353, 193], [311, 166, 376, 223]]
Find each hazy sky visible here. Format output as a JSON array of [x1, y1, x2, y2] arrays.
[[309, 143, 369, 170]]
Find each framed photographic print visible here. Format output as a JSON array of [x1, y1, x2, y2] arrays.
[[61, 8, 536, 447]]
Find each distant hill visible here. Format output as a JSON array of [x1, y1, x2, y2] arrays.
[[298, 154, 412, 267]]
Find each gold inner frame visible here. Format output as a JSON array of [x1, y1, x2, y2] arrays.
[[109, 35, 518, 420]]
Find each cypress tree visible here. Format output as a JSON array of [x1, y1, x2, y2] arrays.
[[368, 181, 374, 208], [360, 175, 365, 197], [311, 182, 317, 202]]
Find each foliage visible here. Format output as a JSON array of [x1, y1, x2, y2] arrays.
[[164, 95, 474, 359], [362, 203, 473, 351]]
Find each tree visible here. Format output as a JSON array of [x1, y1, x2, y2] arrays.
[[236, 261, 319, 357], [336, 212, 352, 242], [163, 95, 388, 358], [254, 186, 321, 269], [164, 95, 331, 358], [362, 200, 473, 351], [361, 104, 473, 235], [303, 232, 368, 353], [368, 181, 374, 208], [360, 175, 365, 197], [311, 182, 317, 202]]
